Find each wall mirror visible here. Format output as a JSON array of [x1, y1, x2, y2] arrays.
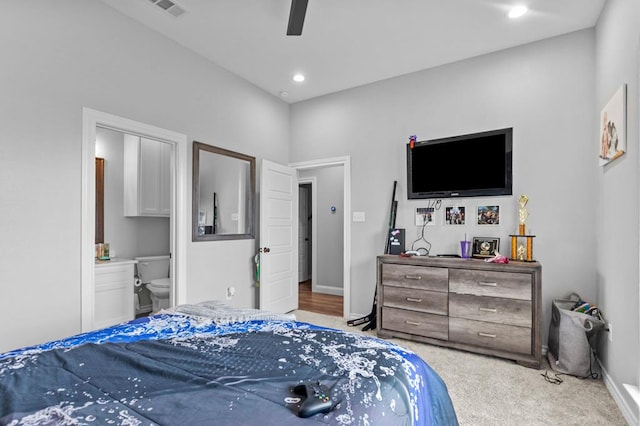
[[192, 141, 255, 241]]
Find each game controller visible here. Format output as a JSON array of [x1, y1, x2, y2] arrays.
[[292, 381, 334, 418]]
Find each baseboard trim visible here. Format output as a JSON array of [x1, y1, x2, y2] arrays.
[[598, 357, 639, 425], [312, 285, 343, 297]]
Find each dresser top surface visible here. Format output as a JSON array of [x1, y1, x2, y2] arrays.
[[378, 254, 541, 273]]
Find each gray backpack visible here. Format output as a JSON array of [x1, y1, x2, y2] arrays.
[[547, 294, 606, 377]]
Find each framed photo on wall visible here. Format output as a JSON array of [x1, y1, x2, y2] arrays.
[[445, 206, 465, 225], [416, 207, 436, 226], [477, 205, 500, 225], [599, 84, 626, 166]]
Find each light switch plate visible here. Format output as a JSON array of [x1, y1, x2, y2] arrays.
[[352, 211, 366, 222]]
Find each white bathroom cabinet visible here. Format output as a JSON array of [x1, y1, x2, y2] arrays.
[[94, 259, 137, 329], [124, 135, 171, 217]]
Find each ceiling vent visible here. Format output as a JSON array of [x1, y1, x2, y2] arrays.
[[146, 0, 187, 18]]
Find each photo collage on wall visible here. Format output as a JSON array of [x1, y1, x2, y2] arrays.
[[416, 204, 501, 227]]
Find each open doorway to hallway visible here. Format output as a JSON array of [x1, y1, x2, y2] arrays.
[[297, 169, 344, 317]]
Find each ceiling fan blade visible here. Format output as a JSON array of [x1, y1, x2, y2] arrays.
[[287, 0, 308, 36]]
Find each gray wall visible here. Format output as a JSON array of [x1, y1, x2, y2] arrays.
[[595, 0, 640, 420], [96, 127, 170, 260], [291, 30, 597, 337], [0, 0, 289, 352], [299, 166, 344, 292]]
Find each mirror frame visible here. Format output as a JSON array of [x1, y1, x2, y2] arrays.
[[192, 141, 256, 241], [95, 157, 105, 244]]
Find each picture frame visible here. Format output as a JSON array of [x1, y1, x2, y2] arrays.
[[445, 206, 465, 225], [472, 237, 500, 258], [416, 207, 436, 226], [477, 205, 500, 225], [599, 84, 626, 166]]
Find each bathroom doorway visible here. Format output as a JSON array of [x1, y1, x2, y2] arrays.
[[95, 128, 172, 318], [81, 108, 188, 332]]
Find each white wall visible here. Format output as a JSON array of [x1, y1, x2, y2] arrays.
[[594, 0, 640, 421], [96, 127, 170, 260], [0, 0, 289, 352], [291, 30, 597, 338], [299, 166, 344, 291]]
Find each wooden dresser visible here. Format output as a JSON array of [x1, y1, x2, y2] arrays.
[[376, 255, 542, 368]]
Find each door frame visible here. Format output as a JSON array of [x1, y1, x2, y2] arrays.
[[290, 156, 351, 318], [81, 108, 188, 332]]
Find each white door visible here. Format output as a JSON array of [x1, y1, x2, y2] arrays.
[[260, 160, 298, 313]]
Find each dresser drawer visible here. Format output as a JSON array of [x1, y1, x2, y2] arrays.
[[382, 307, 448, 340], [383, 286, 448, 315], [382, 264, 448, 292], [449, 269, 531, 300], [449, 293, 531, 327], [449, 317, 531, 355]]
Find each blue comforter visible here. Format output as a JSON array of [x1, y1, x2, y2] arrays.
[[0, 313, 457, 425]]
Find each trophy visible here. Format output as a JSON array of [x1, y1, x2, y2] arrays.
[[510, 194, 535, 261], [518, 194, 529, 235]]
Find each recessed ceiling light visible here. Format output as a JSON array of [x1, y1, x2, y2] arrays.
[[280, 91, 289, 98], [508, 5, 528, 18], [293, 73, 305, 83]]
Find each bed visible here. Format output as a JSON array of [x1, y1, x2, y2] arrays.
[[0, 301, 457, 425]]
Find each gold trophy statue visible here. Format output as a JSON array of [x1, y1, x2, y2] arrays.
[[511, 194, 535, 261], [518, 194, 529, 235]]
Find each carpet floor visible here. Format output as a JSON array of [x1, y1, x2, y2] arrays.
[[293, 310, 627, 425]]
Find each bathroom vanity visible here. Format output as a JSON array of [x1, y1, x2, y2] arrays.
[[94, 258, 138, 329]]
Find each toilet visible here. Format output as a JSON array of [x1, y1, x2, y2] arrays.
[[135, 255, 171, 312]]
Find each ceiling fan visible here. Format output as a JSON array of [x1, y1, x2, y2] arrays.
[[287, 0, 308, 36]]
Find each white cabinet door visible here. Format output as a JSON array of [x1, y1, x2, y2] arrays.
[[94, 262, 135, 330], [159, 142, 171, 216], [124, 136, 171, 217], [138, 137, 163, 215]]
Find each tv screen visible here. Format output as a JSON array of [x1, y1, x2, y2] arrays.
[[407, 128, 512, 199]]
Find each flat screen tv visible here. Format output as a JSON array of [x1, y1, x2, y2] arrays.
[[407, 128, 513, 199]]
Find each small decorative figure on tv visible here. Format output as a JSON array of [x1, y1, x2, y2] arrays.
[[409, 134, 417, 149]]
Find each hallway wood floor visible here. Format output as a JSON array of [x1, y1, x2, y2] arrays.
[[298, 280, 343, 317]]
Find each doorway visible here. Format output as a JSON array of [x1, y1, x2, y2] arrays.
[[81, 108, 188, 332], [291, 157, 351, 318], [95, 128, 172, 318]]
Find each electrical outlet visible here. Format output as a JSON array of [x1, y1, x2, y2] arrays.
[[608, 322, 613, 342]]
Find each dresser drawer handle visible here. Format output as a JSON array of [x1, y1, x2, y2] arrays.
[[405, 275, 422, 280], [478, 281, 498, 287], [479, 307, 497, 313], [478, 332, 497, 338], [406, 297, 423, 303], [405, 320, 421, 326]]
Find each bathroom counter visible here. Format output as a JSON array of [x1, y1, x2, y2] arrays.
[[95, 258, 138, 266]]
